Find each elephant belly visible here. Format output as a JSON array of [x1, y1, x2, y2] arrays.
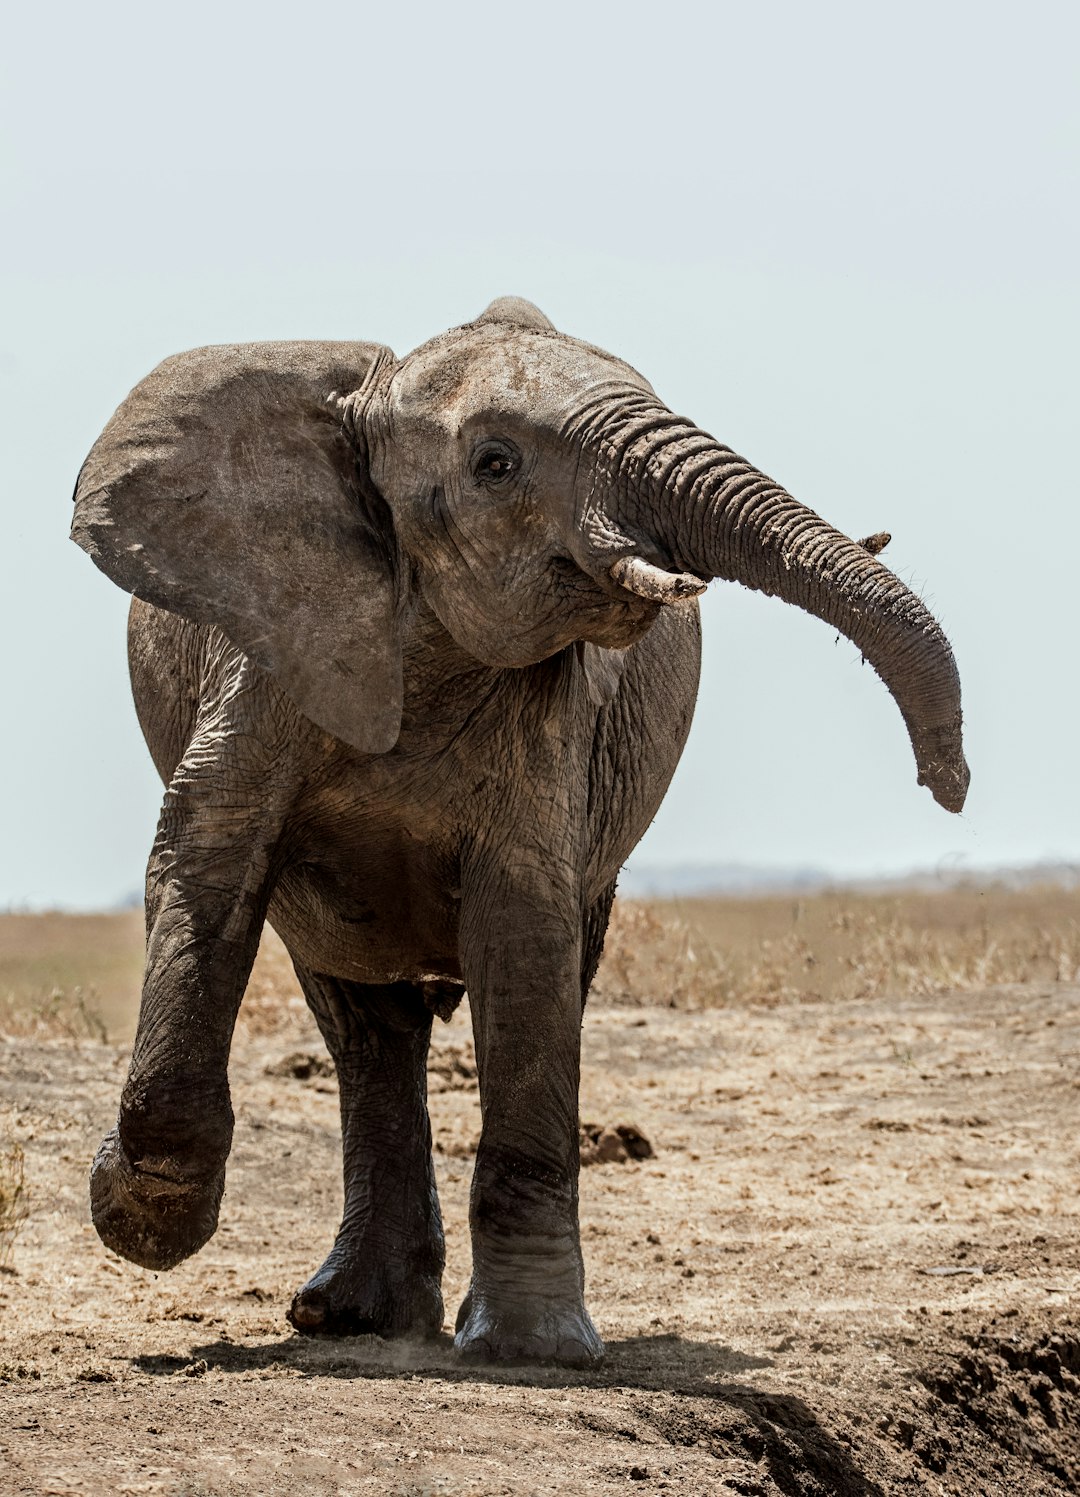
[[266, 828, 463, 987]]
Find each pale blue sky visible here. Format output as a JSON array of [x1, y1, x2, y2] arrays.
[[2, 2, 1077, 907]]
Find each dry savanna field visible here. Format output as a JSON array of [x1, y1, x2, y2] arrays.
[[2, 885, 1080, 1495]]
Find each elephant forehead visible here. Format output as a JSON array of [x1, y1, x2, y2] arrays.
[[388, 327, 653, 434]]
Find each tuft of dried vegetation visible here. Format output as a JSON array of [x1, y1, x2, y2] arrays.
[[593, 901, 808, 1008], [0, 984, 108, 1042], [593, 884, 1080, 1009], [0, 911, 141, 1040], [0, 1141, 28, 1268]]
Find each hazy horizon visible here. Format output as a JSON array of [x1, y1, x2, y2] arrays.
[[7, 856, 1080, 918]]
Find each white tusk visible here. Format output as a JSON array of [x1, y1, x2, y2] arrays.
[[609, 555, 708, 604]]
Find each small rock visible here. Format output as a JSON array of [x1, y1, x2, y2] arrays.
[[264, 1051, 335, 1081], [580, 1121, 654, 1167], [595, 1127, 629, 1164], [918, 1264, 996, 1277]]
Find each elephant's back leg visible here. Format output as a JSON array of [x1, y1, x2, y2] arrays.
[[287, 965, 445, 1338], [127, 597, 207, 785]]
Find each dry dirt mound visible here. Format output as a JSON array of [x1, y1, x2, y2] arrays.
[[911, 1326, 1080, 1490]]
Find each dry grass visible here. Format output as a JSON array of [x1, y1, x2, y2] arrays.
[[0, 984, 110, 1043], [1, 884, 1078, 1038], [0, 1141, 27, 1269], [0, 914, 308, 1043], [595, 883, 1080, 1008], [0, 911, 142, 1041], [227, 884, 1080, 1019]]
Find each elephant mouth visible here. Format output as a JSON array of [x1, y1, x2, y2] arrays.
[[550, 555, 662, 650], [565, 526, 711, 613]]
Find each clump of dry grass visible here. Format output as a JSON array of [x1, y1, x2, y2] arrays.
[[0, 916, 312, 1041], [593, 902, 818, 1008], [0, 985, 108, 1042], [594, 885, 1080, 1009], [830, 899, 1080, 998], [0, 911, 142, 1041], [0, 1142, 28, 1269]]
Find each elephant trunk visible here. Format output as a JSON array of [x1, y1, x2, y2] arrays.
[[581, 396, 969, 812]]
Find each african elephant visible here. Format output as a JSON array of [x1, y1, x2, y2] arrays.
[[71, 296, 968, 1367]]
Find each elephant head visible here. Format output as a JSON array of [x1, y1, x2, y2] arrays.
[[72, 296, 968, 810]]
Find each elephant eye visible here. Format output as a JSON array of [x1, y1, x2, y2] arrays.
[[473, 442, 519, 488]]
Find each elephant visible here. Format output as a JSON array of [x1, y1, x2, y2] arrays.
[[71, 295, 968, 1368]]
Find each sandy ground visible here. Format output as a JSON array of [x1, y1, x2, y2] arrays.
[[2, 978, 1080, 1495]]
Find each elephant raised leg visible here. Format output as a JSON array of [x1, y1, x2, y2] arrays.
[[90, 656, 294, 1270], [287, 973, 445, 1339]]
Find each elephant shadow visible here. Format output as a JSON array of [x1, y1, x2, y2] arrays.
[[133, 1331, 888, 1497]]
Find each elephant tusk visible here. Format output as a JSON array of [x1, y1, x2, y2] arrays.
[[609, 555, 708, 604]]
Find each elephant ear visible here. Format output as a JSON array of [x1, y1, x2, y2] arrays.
[[72, 340, 405, 753]]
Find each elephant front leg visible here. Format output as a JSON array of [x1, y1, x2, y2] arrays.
[[287, 975, 444, 1339], [91, 685, 294, 1271], [455, 877, 601, 1368], [91, 875, 272, 1270]]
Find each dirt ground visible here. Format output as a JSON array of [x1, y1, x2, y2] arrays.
[[2, 932, 1080, 1493]]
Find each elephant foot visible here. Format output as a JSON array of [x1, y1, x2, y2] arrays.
[[89, 1127, 224, 1271], [287, 1242, 444, 1339], [453, 1286, 604, 1368]]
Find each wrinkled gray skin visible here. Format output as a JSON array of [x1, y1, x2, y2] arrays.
[[71, 297, 969, 1368]]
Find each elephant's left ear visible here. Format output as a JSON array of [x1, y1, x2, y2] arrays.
[[72, 340, 406, 753]]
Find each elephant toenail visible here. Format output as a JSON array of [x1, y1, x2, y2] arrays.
[[289, 1295, 327, 1330]]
